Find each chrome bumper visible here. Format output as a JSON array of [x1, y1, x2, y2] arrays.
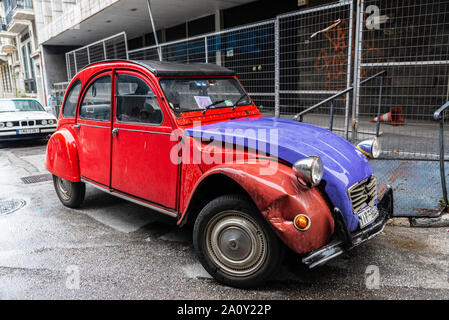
[[302, 187, 394, 269]]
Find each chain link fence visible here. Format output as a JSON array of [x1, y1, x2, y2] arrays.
[[129, 20, 276, 112], [65, 32, 128, 79], [277, 1, 353, 138], [356, 0, 449, 159]]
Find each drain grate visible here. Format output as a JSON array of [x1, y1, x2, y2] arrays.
[[21, 173, 52, 184], [0, 199, 26, 216]]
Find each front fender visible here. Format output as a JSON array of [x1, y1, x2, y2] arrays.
[[45, 128, 80, 182], [189, 160, 334, 254]]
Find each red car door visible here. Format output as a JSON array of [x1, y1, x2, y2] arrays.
[[110, 70, 179, 210], [76, 72, 113, 186]]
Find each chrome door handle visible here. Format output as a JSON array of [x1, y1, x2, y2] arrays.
[[74, 124, 80, 129], [112, 128, 119, 137]]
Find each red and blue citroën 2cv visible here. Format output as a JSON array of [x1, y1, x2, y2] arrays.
[[46, 60, 393, 288]]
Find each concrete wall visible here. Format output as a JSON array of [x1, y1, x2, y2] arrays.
[[41, 45, 77, 97]]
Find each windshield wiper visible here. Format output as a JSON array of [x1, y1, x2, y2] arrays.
[[202, 100, 227, 114], [232, 94, 248, 111]]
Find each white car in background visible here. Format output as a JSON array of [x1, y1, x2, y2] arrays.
[[0, 98, 57, 142]]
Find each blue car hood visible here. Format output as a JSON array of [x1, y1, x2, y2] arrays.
[[185, 116, 373, 231]]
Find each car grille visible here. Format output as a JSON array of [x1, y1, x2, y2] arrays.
[[348, 175, 377, 213], [21, 120, 36, 127]]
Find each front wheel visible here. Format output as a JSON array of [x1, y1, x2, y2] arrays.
[[193, 194, 284, 288], [53, 175, 85, 208]]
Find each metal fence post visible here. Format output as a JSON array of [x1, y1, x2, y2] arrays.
[[204, 37, 208, 63], [344, 0, 354, 140], [376, 76, 383, 137], [439, 115, 448, 206], [274, 17, 280, 118], [329, 101, 334, 132], [351, 0, 364, 143]]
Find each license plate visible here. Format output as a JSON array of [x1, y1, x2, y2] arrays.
[[17, 128, 39, 134], [358, 206, 379, 229]]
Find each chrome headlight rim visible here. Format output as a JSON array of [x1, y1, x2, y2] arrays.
[[292, 156, 324, 187], [357, 137, 381, 159], [47, 119, 55, 125], [6, 121, 13, 128], [0, 122, 4, 129], [41, 119, 48, 125]]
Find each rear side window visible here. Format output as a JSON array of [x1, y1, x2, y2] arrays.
[[62, 80, 81, 118], [79, 76, 112, 121], [116, 74, 163, 125]]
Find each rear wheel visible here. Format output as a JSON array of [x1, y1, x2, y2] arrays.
[[193, 194, 284, 288], [53, 175, 85, 208]]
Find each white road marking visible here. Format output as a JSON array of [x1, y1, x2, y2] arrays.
[[182, 263, 213, 279], [82, 209, 156, 233]]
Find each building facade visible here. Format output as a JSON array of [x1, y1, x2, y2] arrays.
[[0, 0, 44, 103]]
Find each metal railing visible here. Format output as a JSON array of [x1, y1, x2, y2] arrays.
[[5, 0, 33, 26], [0, 17, 7, 31], [433, 101, 449, 214], [293, 70, 386, 138]]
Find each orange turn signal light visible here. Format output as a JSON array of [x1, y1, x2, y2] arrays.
[[293, 214, 311, 231]]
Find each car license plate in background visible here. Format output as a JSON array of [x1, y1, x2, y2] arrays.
[[358, 206, 379, 229], [17, 128, 39, 135]]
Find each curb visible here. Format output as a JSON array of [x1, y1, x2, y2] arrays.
[[409, 213, 449, 228]]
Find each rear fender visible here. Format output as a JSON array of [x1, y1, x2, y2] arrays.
[[186, 161, 334, 254], [45, 128, 80, 182]]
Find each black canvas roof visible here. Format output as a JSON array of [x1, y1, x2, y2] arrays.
[[134, 60, 236, 77]]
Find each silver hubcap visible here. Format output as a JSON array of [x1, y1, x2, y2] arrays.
[[57, 178, 71, 201], [205, 210, 267, 277]]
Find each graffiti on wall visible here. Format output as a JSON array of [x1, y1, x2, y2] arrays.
[[314, 19, 350, 89], [314, 10, 383, 90]]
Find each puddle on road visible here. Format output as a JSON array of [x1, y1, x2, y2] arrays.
[[384, 233, 428, 252]]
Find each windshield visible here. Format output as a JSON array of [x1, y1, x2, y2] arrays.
[[0, 100, 45, 113], [160, 78, 252, 114]]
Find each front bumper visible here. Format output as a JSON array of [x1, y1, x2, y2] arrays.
[[0, 127, 56, 141], [302, 186, 394, 269]]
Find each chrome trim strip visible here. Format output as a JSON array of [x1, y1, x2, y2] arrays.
[[81, 178, 177, 218], [79, 123, 110, 129], [115, 128, 172, 135]]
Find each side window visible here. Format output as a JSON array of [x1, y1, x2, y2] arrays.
[[62, 80, 81, 118], [79, 75, 112, 121], [116, 74, 163, 125]]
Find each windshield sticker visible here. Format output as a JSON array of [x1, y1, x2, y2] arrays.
[[224, 100, 234, 107], [194, 96, 213, 109], [194, 81, 208, 87]]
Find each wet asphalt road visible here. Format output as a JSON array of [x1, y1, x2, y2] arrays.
[[0, 140, 448, 300]]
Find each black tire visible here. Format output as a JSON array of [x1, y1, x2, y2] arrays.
[[53, 175, 85, 208], [193, 194, 284, 288]]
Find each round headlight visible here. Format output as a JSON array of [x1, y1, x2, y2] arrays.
[[48, 119, 54, 125], [6, 122, 13, 127], [357, 137, 381, 159], [0, 122, 4, 128], [292, 156, 324, 187], [41, 119, 48, 125], [372, 138, 381, 158]]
